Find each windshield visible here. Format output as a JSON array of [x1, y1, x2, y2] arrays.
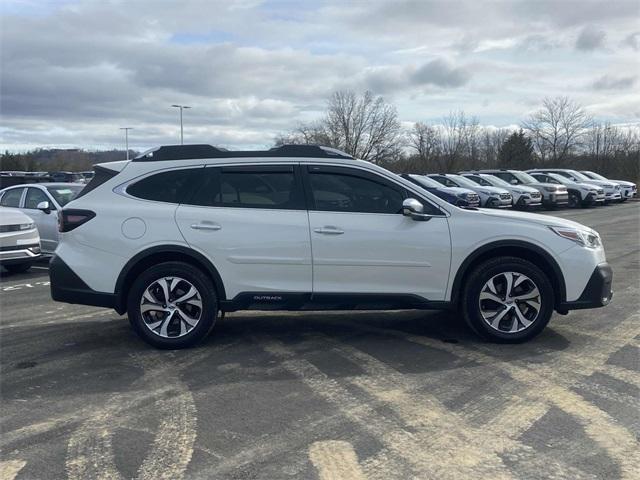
[[412, 175, 442, 188], [483, 175, 512, 187], [464, 175, 492, 186], [566, 170, 591, 181], [46, 185, 84, 206], [448, 175, 480, 189], [512, 171, 538, 184], [547, 173, 575, 185], [583, 171, 606, 181]]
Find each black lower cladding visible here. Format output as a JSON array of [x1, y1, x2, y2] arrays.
[[49, 255, 117, 309], [558, 262, 613, 312]]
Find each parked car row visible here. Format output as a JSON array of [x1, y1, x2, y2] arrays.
[[404, 168, 635, 210], [0, 183, 85, 272]]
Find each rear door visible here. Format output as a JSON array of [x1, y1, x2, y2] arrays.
[[304, 164, 451, 301], [175, 164, 312, 302]]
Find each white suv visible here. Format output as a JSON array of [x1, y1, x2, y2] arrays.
[[50, 144, 613, 348]]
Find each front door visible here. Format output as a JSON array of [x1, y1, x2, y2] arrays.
[[24, 187, 59, 253], [304, 165, 451, 301], [175, 164, 312, 303]]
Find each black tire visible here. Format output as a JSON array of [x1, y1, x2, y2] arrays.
[[568, 192, 581, 208], [127, 261, 218, 349], [4, 262, 32, 274], [461, 256, 554, 343]]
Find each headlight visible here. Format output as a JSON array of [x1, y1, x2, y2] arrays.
[[19, 222, 35, 230], [543, 186, 558, 192], [549, 226, 601, 249]]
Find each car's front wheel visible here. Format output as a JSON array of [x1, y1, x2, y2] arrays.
[[3, 262, 33, 274], [127, 261, 218, 349], [462, 256, 554, 343]]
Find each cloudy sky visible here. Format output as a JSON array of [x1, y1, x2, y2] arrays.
[[1, 0, 639, 152]]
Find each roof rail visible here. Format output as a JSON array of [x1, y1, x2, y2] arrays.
[[133, 144, 353, 162]]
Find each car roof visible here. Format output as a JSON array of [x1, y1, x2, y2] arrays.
[[1, 182, 83, 190]]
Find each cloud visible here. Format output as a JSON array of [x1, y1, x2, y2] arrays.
[[575, 25, 606, 51], [411, 59, 470, 88], [622, 32, 639, 51], [592, 75, 637, 90]]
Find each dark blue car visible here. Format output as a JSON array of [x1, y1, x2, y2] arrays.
[[401, 174, 480, 207]]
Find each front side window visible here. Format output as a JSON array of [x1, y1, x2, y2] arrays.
[[308, 168, 404, 214], [188, 166, 304, 210], [493, 172, 517, 183], [431, 176, 458, 188], [0, 188, 24, 207], [25, 188, 50, 209], [127, 168, 199, 203]]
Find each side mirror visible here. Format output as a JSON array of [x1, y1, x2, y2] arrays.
[[37, 201, 51, 214], [402, 198, 431, 221], [510, 179, 518, 185]]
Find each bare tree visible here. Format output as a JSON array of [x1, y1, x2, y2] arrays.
[[407, 122, 441, 173], [522, 97, 592, 163], [585, 122, 621, 171]]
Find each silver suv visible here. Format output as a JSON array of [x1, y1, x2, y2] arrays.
[[474, 169, 568, 209]]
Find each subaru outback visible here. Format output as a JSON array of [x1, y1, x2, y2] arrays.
[[50, 144, 613, 348]]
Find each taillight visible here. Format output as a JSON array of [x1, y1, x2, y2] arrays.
[[59, 209, 96, 233]]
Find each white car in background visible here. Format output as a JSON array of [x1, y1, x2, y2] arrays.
[[459, 172, 542, 210], [529, 172, 604, 208], [0, 183, 84, 254], [527, 169, 622, 203], [580, 171, 636, 201], [0, 208, 41, 273]]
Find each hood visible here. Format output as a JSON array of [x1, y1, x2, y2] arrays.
[[611, 179, 635, 187], [0, 208, 34, 226], [509, 184, 541, 194], [581, 179, 617, 189], [440, 186, 475, 196], [476, 207, 592, 231], [472, 185, 509, 195]]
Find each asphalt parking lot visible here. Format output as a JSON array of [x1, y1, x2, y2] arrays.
[[1, 202, 638, 480]]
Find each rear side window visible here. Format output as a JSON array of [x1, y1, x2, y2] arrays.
[[75, 166, 117, 199], [128, 168, 199, 204], [188, 166, 304, 210], [0, 188, 23, 207]]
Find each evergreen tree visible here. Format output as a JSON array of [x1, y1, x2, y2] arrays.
[[498, 130, 534, 168]]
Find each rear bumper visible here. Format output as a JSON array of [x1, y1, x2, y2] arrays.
[[544, 192, 569, 206], [50, 254, 118, 310], [557, 262, 613, 312]]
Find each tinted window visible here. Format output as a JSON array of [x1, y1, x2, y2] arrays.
[[189, 167, 304, 210], [431, 176, 457, 188], [0, 188, 23, 207], [25, 188, 49, 209], [493, 172, 516, 183], [128, 168, 197, 203], [46, 185, 83, 206], [309, 170, 404, 214]]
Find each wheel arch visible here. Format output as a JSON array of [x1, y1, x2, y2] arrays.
[[450, 240, 566, 309], [114, 245, 226, 314]]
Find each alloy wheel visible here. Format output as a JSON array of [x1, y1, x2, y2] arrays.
[[139, 276, 203, 338], [478, 271, 541, 333]]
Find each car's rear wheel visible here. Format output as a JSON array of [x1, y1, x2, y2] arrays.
[[3, 262, 32, 274], [127, 261, 217, 349], [462, 256, 554, 343]]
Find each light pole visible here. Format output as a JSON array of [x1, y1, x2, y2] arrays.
[[171, 104, 191, 145], [119, 127, 133, 160]]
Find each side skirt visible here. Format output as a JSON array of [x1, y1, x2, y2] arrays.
[[219, 292, 453, 313]]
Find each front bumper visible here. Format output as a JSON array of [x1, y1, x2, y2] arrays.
[[0, 243, 41, 265], [50, 254, 117, 309], [557, 262, 613, 312], [604, 192, 622, 202], [544, 192, 569, 206], [516, 195, 542, 208]]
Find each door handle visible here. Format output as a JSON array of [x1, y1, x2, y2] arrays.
[[314, 226, 344, 235], [190, 223, 221, 231]]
